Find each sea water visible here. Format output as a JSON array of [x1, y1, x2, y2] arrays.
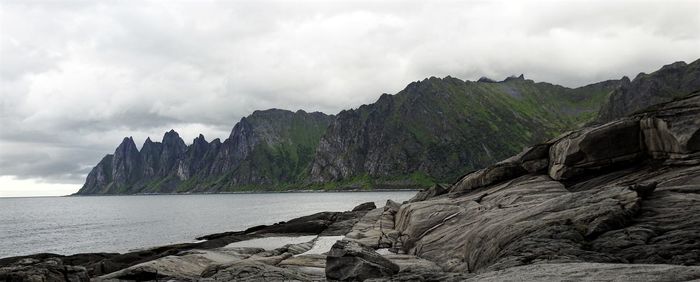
[[0, 191, 415, 258]]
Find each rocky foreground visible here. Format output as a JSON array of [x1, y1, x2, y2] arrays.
[[3, 93, 700, 281]]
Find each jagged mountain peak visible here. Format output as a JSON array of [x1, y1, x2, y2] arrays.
[[116, 136, 138, 151], [250, 108, 294, 117], [478, 76, 497, 83], [620, 76, 631, 84], [503, 74, 526, 82], [597, 58, 700, 123], [660, 60, 688, 71], [161, 129, 186, 149], [192, 134, 208, 146], [140, 137, 161, 153], [162, 129, 181, 140], [77, 60, 698, 194]]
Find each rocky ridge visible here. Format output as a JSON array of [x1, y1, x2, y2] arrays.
[[78, 60, 699, 194], [308, 75, 618, 187], [77, 109, 333, 194], [9, 91, 700, 281], [597, 58, 700, 123]]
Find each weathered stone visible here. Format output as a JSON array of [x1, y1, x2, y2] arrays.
[[345, 208, 385, 248], [352, 201, 377, 212], [279, 254, 327, 277], [326, 240, 400, 281], [639, 94, 700, 162], [628, 181, 657, 198], [590, 182, 700, 265], [463, 263, 700, 282], [395, 175, 642, 272], [200, 260, 312, 281], [250, 211, 337, 235], [549, 118, 643, 181], [448, 161, 526, 195], [383, 254, 442, 273], [408, 184, 449, 202], [322, 210, 374, 236], [280, 254, 327, 268], [0, 257, 89, 282], [367, 272, 475, 282], [96, 249, 247, 281]]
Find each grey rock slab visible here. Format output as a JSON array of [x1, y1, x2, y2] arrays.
[[201, 260, 315, 281], [395, 174, 641, 272], [548, 118, 643, 181]]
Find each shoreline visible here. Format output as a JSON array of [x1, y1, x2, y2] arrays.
[[0, 201, 386, 280], [67, 188, 420, 197], [0, 189, 420, 199]]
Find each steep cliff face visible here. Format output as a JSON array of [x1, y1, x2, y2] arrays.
[[78, 60, 698, 194], [309, 76, 617, 186], [340, 94, 700, 279], [76, 110, 333, 194], [78, 155, 113, 194], [596, 59, 700, 123], [198, 109, 334, 190]]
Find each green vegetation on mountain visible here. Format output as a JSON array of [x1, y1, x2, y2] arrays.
[[77, 59, 700, 194], [308, 75, 619, 188]]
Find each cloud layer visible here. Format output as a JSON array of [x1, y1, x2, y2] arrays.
[[1, 0, 699, 196]]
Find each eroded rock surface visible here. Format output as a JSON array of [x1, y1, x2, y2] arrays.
[[0, 257, 89, 282], [464, 263, 700, 282], [390, 94, 700, 275], [325, 240, 400, 281], [548, 118, 643, 181]]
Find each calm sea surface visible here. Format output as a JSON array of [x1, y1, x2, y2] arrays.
[[0, 191, 415, 258]]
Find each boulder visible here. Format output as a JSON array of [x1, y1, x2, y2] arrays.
[[326, 240, 400, 281], [548, 118, 643, 181], [352, 202, 377, 212]]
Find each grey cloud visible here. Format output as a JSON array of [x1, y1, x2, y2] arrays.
[[0, 0, 699, 194], [0, 144, 94, 183]]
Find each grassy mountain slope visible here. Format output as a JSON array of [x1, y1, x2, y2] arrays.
[[308, 76, 619, 188]]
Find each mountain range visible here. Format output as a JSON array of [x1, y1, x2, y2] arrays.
[[76, 59, 700, 195]]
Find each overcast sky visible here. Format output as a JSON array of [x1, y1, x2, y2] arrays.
[[1, 0, 698, 197]]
